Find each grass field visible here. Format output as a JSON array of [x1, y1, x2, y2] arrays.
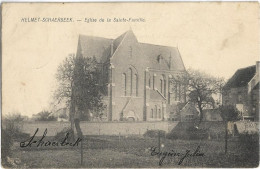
[[10, 134, 259, 168]]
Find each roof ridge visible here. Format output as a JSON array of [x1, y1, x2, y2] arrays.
[[79, 34, 114, 41], [237, 65, 256, 71], [110, 30, 131, 59], [139, 42, 177, 49]]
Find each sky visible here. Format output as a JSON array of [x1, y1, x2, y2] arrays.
[[2, 2, 259, 117]]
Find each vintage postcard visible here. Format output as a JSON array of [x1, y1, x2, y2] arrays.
[[1, 2, 259, 168]]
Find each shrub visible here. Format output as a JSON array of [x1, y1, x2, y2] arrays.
[[143, 130, 166, 138], [3, 113, 30, 141], [166, 126, 208, 140], [2, 113, 30, 167], [1, 128, 13, 162], [54, 127, 74, 142]]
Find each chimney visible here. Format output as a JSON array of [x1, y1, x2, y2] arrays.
[[111, 43, 114, 56], [256, 61, 260, 75]]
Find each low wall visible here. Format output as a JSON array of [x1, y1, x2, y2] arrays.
[[20, 121, 179, 136], [234, 121, 259, 134], [18, 121, 247, 137]]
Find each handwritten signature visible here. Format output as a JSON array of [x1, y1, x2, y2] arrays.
[[20, 128, 82, 148], [150, 145, 204, 166]]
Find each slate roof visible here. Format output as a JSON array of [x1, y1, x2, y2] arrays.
[[77, 30, 185, 71], [223, 65, 256, 89]]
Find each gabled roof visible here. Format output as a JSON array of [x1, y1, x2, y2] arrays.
[[180, 102, 199, 114], [78, 35, 113, 63], [77, 30, 185, 71], [224, 65, 256, 89]]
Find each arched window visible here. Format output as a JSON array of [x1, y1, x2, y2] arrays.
[[135, 74, 138, 96], [153, 74, 156, 89], [148, 77, 151, 88], [160, 79, 163, 93], [178, 83, 181, 101], [128, 68, 133, 95], [164, 78, 167, 97], [155, 105, 157, 118], [122, 73, 127, 96], [158, 109, 161, 119], [151, 109, 153, 118], [175, 82, 178, 101]]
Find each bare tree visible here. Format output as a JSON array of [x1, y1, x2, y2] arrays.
[[172, 69, 225, 125], [53, 54, 105, 138]]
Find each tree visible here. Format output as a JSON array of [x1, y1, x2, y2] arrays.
[[53, 54, 76, 139], [219, 105, 241, 122], [54, 54, 105, 138], [35, 110, 56, 121], [218, 105, 241, 154], [171, 69, 225, 125]]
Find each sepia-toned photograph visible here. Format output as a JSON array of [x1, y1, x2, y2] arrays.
[[1, 2, 259, 168]]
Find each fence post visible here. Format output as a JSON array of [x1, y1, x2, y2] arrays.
[[158, 130, 161, 159], [81, 137, 83, 166], [225, 121, 228, 154]]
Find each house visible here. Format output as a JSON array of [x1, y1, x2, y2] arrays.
[[76, 29, 187, 121], [179, 102, 199, 122], [222, 61, 259, 121], [202, 109, 223, 121]]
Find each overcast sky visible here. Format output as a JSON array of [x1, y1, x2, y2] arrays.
[[2, 3, 259, 117]]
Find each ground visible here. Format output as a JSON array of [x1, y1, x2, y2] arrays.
[[8, 135, 259, 168]]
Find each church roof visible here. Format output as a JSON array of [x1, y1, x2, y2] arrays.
[[78, 35, 113, 63], [77, 30, 185, 71], [223, 65, 256, 89]]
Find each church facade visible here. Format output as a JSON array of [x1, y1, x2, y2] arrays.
[[76, 30, 186, 121]]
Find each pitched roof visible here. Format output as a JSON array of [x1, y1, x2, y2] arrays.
[[138, 43, 185, 71], [77, 30, 185, 71], [180, 102, 199, 114], [78, 35, 113, 62], [224, 65, 256, 89]]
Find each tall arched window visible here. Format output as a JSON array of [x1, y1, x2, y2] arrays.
[[155, 105, 157, 118], [151, 109, 153, 118], [160, 79, 163, 93], [164, 78, 167, 97], [122, 73, 127, 96], [148, 77, 151, 88], [158, 109, 161, 119], [175, 82, 178, 101], [178, 83, 181, 101], [128, 68, 133, 95], [153, 74, 156, 89], [135, 74, 138, 96]]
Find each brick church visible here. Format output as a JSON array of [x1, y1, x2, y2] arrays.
[[76, 29, 186, 121]]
